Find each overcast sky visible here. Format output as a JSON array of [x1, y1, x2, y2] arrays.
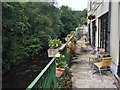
[[57, 0, 87, 11]]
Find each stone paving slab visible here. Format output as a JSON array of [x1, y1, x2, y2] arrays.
[[70, 40, 117, 89]]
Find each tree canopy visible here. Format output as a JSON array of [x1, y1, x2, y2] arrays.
[[2, 2, 87, 70]]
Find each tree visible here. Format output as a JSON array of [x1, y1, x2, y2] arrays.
[[2, 2, 63, 70], [2, 2, 30, 69], [60, 6, 87, 35], [2, 2, 87, 70]]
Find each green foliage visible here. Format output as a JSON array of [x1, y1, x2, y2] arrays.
[[55, 52, 66, 68], [2, 2, 87, 70], [56, 68, 72, 88], [2, 2, 30, 69], [48, 39, 61, 49], [60, 6, 87, 34], [56, 58, 66, 69], [2, 2, 63, 70]]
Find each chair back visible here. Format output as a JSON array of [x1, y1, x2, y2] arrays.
[[99, 48, 105, 53], [102, 57, 112, 67]]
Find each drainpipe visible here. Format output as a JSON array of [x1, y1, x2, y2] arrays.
[[108, 0, 111, 54]]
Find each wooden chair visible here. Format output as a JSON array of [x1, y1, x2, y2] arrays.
[[80, 40, 88, 51], [89, 55, 98, 65], [93, 57, 112, 77], [99, 48, 105, 53]]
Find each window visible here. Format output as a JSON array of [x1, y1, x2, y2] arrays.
[[98, 12, 108, 52]]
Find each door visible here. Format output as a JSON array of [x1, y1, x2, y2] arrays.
[[99, 12, 108, 52]]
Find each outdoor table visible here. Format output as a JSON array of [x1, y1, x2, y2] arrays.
[[96, 52, 110, 59], [89, 52, 110, 67]]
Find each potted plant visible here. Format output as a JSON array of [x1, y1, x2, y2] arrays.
[[55, 52, 66, 77], [72, 35, 78, 50], [48, 39, 61, 49], [47, 39, 62, 57], [67, 41, 75, 58], [88, 15, 95, 20]]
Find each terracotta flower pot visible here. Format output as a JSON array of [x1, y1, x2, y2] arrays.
[[56, 68, 65, 77]]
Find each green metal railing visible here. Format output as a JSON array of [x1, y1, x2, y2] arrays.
[[26, 57, 57, 90], [26, 32, 77, 89]]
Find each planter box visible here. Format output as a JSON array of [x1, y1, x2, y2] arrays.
[[47, 49, 58, 57]]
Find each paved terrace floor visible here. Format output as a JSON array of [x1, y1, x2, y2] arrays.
[[70, 39, 117, 89]]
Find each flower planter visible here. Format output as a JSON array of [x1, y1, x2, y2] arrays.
[[56, 68, 65, 77], [88, 15, 95, 20], [73, 43, 76, 51], [47, 49, 58, 57]]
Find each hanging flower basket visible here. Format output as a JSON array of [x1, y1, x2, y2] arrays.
[[88, 15, 95, 20], [56, 68, 65, 77]]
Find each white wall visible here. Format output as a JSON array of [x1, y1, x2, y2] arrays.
[[87, 0, 120, 78], [118, 3, 120, 68], [110, 2, 119, 65], [96, 1, 109, 18], [94, 1, 109, 49], [88, 1, 109, 49], [93, 1, 119, 66]]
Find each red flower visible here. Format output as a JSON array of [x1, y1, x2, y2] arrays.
[[88, 15, 95, 20]]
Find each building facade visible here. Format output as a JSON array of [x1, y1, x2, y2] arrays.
[[87, 0, 120, 80]]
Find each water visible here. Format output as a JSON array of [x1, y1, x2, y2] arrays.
[[2, 51, 51, 89]]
